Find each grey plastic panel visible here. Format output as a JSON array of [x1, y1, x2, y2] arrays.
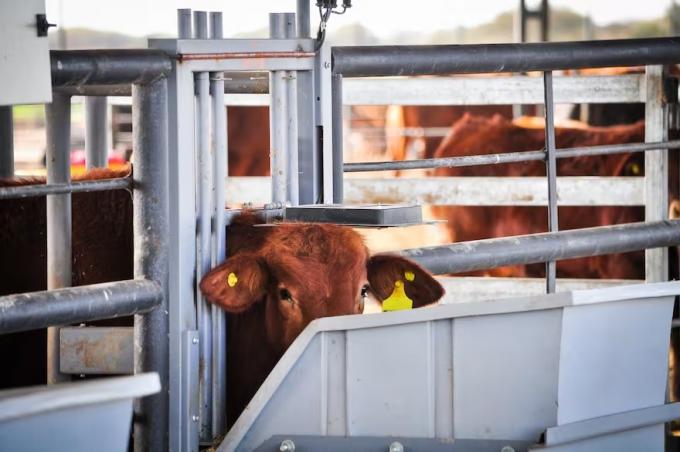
[[0, 373, 160, 452], [453, 310, 562, 441], [221, 282, 679, 452], [557, 298, 673, 424]]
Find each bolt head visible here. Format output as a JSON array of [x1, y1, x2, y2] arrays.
[[389, 441, 404, 452], [324, 61, 331, 69], [279, 439, 295, 452], [191, 415, 199, 422], [192, 337, 198, 344], [500, 447, 515, 452]]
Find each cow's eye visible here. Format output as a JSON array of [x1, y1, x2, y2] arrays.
[[279, 288, 292, 301], [361, 285, 369, 298]]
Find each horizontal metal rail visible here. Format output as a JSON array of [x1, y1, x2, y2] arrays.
[[51, 49, 173, 87], [0, 177, 131, 200], [332, 37, 680, 77], [399, 220, 680, 275], [344, 140, 680, 172], [0, 280, 162, 335]]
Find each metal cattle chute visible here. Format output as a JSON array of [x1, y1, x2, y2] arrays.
[[1, 1, 680, 451]]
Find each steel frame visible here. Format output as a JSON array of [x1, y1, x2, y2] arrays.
[[0, 49, 171, 451], [150, 7, 333, 448]]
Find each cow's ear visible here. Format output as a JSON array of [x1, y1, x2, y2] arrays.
[[367, 254, 444, 311], [199, 254, 268, 313]]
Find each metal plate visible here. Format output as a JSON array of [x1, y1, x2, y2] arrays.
[[284, 203, 423, 226]]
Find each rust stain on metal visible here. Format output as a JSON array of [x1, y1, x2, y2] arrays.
[[177, 51, 315, 62]]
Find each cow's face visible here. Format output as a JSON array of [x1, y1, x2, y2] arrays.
[[199, 222, 444, 351]]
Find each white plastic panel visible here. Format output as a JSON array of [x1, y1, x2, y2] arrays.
[[0, 0, 52, 106]]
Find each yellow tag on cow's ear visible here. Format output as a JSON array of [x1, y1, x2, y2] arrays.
[[382, 280, 413, 312], [227, 272, 238, 287], [404, 270, 415, 282]]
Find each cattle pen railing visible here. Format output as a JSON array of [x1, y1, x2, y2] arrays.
[[329, 38, 680, 292], [0, 50, 171, 451]]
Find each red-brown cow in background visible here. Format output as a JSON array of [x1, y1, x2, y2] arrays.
[[228, 106, 270, 176], [431, 114, 646, 279], [200, 212, 443, 427], [385, 105, 514, 163]]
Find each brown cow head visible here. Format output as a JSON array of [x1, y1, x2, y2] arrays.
[[199, 219, 444, 351]]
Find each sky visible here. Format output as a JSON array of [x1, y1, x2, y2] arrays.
[[45, 0, 676, 39]]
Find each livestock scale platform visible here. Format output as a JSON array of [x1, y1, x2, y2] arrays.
[[221, 281, 680, 452]]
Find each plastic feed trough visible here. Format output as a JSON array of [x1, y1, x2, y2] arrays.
[[220, 281, 680, 452], [0, 373, 160, 452]]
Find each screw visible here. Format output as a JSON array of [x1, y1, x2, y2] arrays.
[[389, 441, 404, 452], [191, 415, 199, 422], [324, 61, 331, 69], [279, 439, 295, 452], [500, 447, 515, 452], [192, 337, 198, 344]]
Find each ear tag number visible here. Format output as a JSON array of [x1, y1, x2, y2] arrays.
[[382, 280, 414, 312], [227, 272, 238, 287]]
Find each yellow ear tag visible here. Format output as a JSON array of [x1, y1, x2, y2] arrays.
[[382, 280, 413, 312], [227, 272, 238, 287], [404, 271, 415, 281]]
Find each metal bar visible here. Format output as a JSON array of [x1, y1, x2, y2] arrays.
[[0, 106, 14, 178], [343, 140, 680, 173], [60, 326, 134, 375], [177, 51, 316, 62], [399, 220, 680, 276], [132, 78, 170, 452], [540, 0, 549, 42], [195, 70, 214, 442], [0, 280, 161, 335], [270, 13, 291, 204], [54, 84, 133, 96], [85, 96, 109, 169], [210, 10, 228, 440], [284, 14, 299, 206], [332, 37, 680, 77], [645, 65, 669, 282], [544, 402, 680, 446], [51, 50, 172, 87], [178, 8, 192, 39], [297, 0, 310, 37], [223, 72, 269, 94], [331, 74, 343, 203], [0, 178, 131, 200], [193, 11, 208, 39], [544, 71, 558, 293], [45, 92, 72, 385]]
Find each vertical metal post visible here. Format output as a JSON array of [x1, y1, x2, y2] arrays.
[[296, 0, 310, 37], [284, 15, 299, 205], [45, 93, 72, 384], [194, 10, 213, 443], [645, 65, 669, 282], [331, 73, 344, 203], [0, 106, 14, 178], [514, 0, 527, 43], [132, 78, 170, 452], [543, 71, 558, 293], [193, 11, 208, 39], [209, 10, 227, 439], [269, 13, 296, 204], [85, 96, 109, 169], [293, 5, 316, 205], [539, 0, 549, 41], [316, 42, 334, 203], [178, 8, 192, 39]]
